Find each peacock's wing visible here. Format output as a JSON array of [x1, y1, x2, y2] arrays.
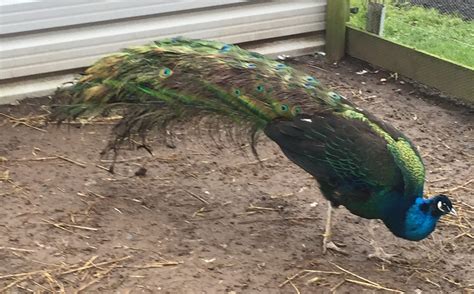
[[264, 112, 407, 218]]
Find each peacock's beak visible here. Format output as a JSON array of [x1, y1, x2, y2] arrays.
[[449, 208, 457, 216]]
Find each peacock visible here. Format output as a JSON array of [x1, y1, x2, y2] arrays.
[[51, 38, 456, 256]]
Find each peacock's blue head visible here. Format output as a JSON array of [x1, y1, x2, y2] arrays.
[[386, 194, 456, 241], [426, 194, 456, 217]]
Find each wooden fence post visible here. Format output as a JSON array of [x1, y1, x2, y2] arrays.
[[326, 0, 350, 62]]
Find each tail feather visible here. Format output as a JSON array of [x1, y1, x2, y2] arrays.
[[51, 37, 347, 153]]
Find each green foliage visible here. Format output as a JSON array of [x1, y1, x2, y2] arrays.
[[349, 0, 474, 67]]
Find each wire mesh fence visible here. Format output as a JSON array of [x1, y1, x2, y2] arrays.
[[397, 0, 474, 21], [349, 0, 474, 68]]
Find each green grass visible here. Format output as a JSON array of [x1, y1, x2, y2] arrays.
[[349, 0, 474, 68]]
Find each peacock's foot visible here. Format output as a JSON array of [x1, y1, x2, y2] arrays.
[[323, 240, 347, 254], [368, 241, 398, 263], [322, 201, 348, 254]]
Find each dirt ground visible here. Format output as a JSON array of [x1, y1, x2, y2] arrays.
[[0, 56, 473, 293]]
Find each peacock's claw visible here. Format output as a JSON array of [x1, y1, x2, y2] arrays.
[[324, 241, 348, 254], [368, 241, 399, 263]]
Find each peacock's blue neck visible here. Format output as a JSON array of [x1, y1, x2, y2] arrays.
[[384, 197, 440, 241]]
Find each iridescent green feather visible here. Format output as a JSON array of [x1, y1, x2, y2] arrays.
[[52, 38, 333, 127]]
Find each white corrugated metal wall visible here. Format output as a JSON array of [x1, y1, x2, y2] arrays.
[[0, 1, 327, 103]]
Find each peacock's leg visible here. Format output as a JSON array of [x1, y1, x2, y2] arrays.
[[367, 220, 398, 262], [322, 201, 332, 254], [322, 201, 346, 254]]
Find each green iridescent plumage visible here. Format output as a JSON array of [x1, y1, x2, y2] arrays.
[[51, 38, 453, 242], [53, 38, 338, 123]]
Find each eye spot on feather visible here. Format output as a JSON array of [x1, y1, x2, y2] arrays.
[[328, 91, 342, 101], [292, 106, 302, 115], [246, 63, 257, 69], [305, 76, 319, 84], [280, 104, 289, 112], [304, 76, 319, 88], [234, 89, 241, 96], [256, 85, 265, 93], [159, 68, 173, 78], [219, 44, 232, 53], [276, 63, 287, 70]]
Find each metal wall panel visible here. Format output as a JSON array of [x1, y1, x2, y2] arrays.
[[0, 1, 246, 34], [0, 1, 327, 103]]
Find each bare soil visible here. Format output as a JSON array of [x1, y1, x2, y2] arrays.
[[0, 56, 473, 293]]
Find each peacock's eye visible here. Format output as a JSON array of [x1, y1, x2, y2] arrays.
[[437, 201, 443, 211], [436, 200, 453, 214], [256, 85, 265, 92], [280, 104, 289, 112], [234, 89, 241, 96]]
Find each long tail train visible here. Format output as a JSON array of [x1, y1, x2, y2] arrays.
[[51, 38, 349, 157]]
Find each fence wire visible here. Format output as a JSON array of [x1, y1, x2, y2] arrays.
[[397, 0, 474, 21]]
